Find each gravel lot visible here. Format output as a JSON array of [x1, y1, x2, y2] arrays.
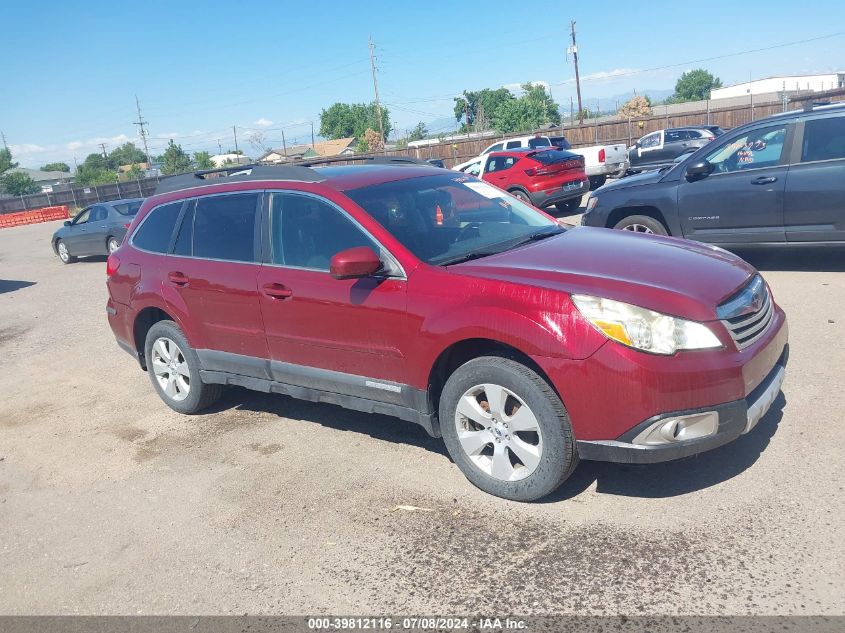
[[1, 219, 843, 615]]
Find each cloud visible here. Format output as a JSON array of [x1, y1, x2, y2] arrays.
[[8, 143, 46, 156], [502, 80, 550, 94], [254, 118, 273, 127], [580, 68, 640, 82], [9, 133, 139, 168]]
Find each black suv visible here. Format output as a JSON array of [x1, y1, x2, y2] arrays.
[[628, 127, 718, 171], [582, 104, 845, 244]]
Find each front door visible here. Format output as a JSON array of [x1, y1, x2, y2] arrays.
[[678, 122, 790, 244], [482, 154, 518, 190], [784, 115, 845, 242], [256, 191, 410, 402], [85, 204, 110, 254], [63, 207, 92, 255], [164, 193, 268, 367]]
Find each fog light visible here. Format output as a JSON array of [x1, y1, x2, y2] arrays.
[[632, 411, 719, 446]]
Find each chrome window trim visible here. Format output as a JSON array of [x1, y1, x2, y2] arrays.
[[265, 189, 407, 280]]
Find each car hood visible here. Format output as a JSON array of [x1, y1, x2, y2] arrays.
[[450, 227, 756, 322], [596, 168, 666, 192]]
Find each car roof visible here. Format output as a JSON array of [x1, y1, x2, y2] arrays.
[[105, 197, 144, 205]]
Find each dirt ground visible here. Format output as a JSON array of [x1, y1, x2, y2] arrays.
[[1, 219, 843, 616]]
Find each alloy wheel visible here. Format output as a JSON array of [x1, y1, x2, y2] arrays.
[[150, 337, 191, 401], [454, 383, 543, 481], [58, 242, 69, 262], [108, 238, 120, 253], [622, 223, 654, 234]]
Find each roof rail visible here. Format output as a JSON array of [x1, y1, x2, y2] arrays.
[[154, 164, 324, 195], [298, 154, 434, 167]]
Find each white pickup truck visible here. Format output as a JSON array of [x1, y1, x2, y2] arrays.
[[480, 134, 629, 189]]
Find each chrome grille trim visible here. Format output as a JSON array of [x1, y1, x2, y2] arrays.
[[719, 276, 775, 350]]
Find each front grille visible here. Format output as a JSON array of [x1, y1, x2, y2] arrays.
[[718, 275, 774, 350]]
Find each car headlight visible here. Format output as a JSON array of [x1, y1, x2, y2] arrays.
[[571, 294, 722, 355], [585, 195, 598, 211]]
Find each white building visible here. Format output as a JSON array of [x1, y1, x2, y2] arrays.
[[210, 153, 251, 168], [711, 73, 845, 100]]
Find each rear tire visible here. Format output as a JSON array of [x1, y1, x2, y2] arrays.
[[613, 214, 668, 236], [553, 198, 581, 214], [509, 189, 531, 204], [588, 175, 607, 189], [439, 356, 578, 502], [144, 320, 223, 414], [56, 240, 76, 264], [107, 236, 120, 253]]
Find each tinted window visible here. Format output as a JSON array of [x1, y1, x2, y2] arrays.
[[485, 143, 503, 154], [113, 200, 143, 216], [270, 193, 375, 271], [485, 156, 517, 173], [704, 125, 787, 173], [665, 131, 686, 143], [132, 202, 183, 253], [527, 137, 551, 148], [173, 201, 194, 256], [90, 206, 108, 222], [530, 150, 577, 165], [193, 193, 258, 262], [345, 174, 556, 266], [72, 208, 90, 225], [462, 161, 482, 177], [505, 140, 521, 149], [802, 117, 845, 162]]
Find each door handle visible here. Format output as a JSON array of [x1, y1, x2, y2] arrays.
[[751, 176, 778, 185], [262, 282, 293, 300], [167, 271, 189, 286]]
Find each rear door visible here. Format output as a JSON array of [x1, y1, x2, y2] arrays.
[[677, 122, 791, 244], [784, 114, 845, 241], [164, 192, 268, 365], [62, 207, 91, 254], [660, 130, 693, 161]]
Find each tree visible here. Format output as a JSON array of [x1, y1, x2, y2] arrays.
[[319, 102, 391, 141], [42, 162, 70, 173], [248, 130, 271, 154], [124, 164, 144, 181], [0, 147, 18, 174], [363, 128, 384, 153], [619, 95, 652, 118], [492, 83, 560, 134], [74, 153, 116, 186], [160, 140, 192, 175], [454, 88, 514, 131], [667, 69, 723, 103], [0, 171, 40, 196], [194, 151, 214, 170], [108, 142, 146, 168], [408, 122, 428, 141]]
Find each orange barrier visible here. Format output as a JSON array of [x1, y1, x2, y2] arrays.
[[0, 205, 70, 229]]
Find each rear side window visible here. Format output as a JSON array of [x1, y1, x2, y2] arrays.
[[132, 202, 183, 253], [802, 117, 845, 162], [485, 143, 503, 153], [114, 200, 143, 216], [192, 193, 259, 262], [527, 137, 551, 148], [505, 140, 521, 149]]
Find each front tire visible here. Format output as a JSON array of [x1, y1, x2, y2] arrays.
[[509, 189, 531, 204], [56, 240, 76, 264], [439, 356, 578, 502], [588, 175, 607, 189], [613, 214, 668, 236], [144, 320, 223, 414]]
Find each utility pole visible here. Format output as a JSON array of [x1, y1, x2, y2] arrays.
[[232, 126, 239, 154], [133, 95, 152, 168], [368, 35, 386, 153], [568, 20, 584, 125], [99, 143, 109, 160], [217, 139, 223, 155], [310, 122, 315, 149], [0, 130, 7, 151], [281, 129, 287, 157]]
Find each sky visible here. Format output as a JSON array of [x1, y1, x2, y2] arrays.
[[2, 0, 844, 168]]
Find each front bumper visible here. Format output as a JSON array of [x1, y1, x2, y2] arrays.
[[577, 346, 787, 464]]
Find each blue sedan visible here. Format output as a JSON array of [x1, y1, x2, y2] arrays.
[[52, 198, 143, 264]]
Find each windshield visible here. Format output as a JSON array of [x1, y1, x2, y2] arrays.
[[113, 200, 143, 215], [344, 173, 558, 265]]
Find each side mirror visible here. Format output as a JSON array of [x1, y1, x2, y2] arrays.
[[686, 160, 713, 180], [64, 220, 71, 226], [330, 246, 382, 280]]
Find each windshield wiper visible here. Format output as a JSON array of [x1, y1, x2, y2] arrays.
[[438, 226, 565, 266]]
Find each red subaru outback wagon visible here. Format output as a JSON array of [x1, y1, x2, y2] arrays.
[[106, 161, 788, 501]]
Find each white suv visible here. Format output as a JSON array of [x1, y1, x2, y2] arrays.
[[481, 135, 552, 154]]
